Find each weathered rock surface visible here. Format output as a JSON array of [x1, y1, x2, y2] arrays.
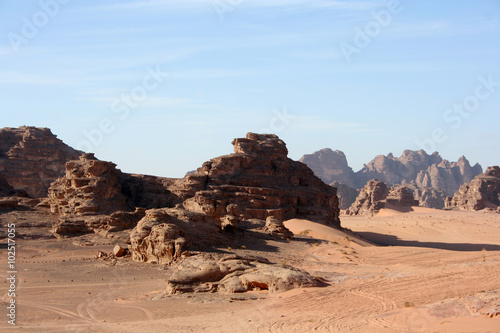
[[129, 208, 225, 264], [299, 149, 356, 188], [173, 133, 340, 226], [348, 180, 419, 215], [386, 186, 420, 207], [48, 153, 129, 217], [0, 126, 82, 198], [263, 216, 293, 239], [165, 254, 323, 294], [445, 166, 500, 211], [347, 180, 389, 215], [330, 181, 359, 210], [401, 182, 447, 209]]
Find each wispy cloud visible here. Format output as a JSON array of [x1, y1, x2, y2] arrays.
[[170, 68, 266, 79], [291, 116, 375, 132], [0, 71, 65, 85], [82, 0, 385, 12]]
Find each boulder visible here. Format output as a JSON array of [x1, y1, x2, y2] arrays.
[[263, 216, 293, 239], [165, 254, 323, 294], [113, 244, 127, 257]]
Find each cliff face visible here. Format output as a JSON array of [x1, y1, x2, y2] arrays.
[[0, 126, 82, 198], [300, 148, 482, 209], [355, 150, 482, 195], [173, 133, 341, 227], [445, 166, 500, 211], [299, 149, 356, 188]]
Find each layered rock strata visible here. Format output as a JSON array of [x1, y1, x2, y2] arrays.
[[0, 126, 81, 198]]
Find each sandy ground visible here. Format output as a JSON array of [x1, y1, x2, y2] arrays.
[[1, 208, 499, 332]]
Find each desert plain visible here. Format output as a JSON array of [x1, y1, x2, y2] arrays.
[[2, 206, 499, 333]]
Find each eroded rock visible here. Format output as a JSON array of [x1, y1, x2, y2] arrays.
[[445, 166, 500, 211], [0, 126, 82, 198], [172, 133, 340, 226], [165, 254, 323, 294]]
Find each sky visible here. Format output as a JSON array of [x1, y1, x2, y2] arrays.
[[1, 0, 499, 178]]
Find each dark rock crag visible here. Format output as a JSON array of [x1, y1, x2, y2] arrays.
[[445, 166, 500, 211], [0, 126, 82, 198]]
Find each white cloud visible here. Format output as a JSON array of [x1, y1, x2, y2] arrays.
[[291, 115, 375, 132]]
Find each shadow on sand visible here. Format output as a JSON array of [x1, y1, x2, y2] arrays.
[[356, 232, 500, 251]]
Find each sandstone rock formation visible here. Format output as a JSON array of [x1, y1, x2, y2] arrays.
[[0, 126, 82, 198], [165, 253, 323, 294], [174, 133, 340, 227], [48, 153, 129, 217], [299, 149, 356, 187], [330, 181, 359, 210], [347, 180, 389, 215], [400, 182, 447, 209], [129, 208, 225, 264], [47, 153, 181, 235], [445, 166, 500, 211], [263, 216, 293, 239], [347, 180, 419, 215], [300, 148, 482, 209], [355, 151, 482, 196]]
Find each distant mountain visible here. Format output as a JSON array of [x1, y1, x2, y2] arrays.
[[300, 149, 483, 209], [299, 149, 356, 188]]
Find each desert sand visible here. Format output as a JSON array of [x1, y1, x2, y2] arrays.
[[1, 208, 499, 332]]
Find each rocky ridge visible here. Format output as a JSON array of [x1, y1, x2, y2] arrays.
[[301, 148, 482, 209], [0, 126, 82, 198]]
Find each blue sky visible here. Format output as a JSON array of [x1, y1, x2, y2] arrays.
[[1, 0, 499, 177]]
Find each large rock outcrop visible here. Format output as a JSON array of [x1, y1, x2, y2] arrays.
[[299, 149, 356, 188], [172, 133, 340, 227], [445, 166, 500, 211], [0, 126, 82, 198], [129, 208, 226, 264], [347, 180, 419, 215], [48, 153, 129, 217], [165, 253, 323, 294]]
